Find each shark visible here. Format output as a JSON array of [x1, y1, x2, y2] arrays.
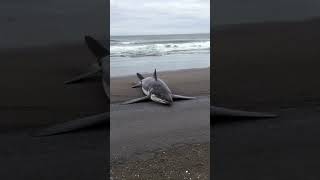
[[122, 69, 195, 105]]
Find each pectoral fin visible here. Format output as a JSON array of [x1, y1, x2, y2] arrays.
[[172, 94, 195, 100], [211, 106, 277, 118], [131, 82, 142, 88], [64, 68, 101, 84], [121, 96, 149, 104], [31, 112, 108, 136]]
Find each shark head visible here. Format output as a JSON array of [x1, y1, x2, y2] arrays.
[[150, 91, 173, 105], [149, 69, 173, 105], [149, 84, 173, 105]]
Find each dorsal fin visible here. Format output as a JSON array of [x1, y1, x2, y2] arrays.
[[153, 69, 157, 80]]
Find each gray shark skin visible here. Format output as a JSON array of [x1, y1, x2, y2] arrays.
[[122, 69, 195, 105]]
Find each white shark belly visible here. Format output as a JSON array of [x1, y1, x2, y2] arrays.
[[150, 94, 168, 104], [142, 87, 149, 96]]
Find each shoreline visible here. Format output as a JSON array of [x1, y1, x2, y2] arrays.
[[110, 53, 210, 78], [110, 67, 210, 79]]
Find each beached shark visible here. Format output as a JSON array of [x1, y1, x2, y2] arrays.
[[122, 69, 195, 105], [123, 69, 277, 118], [33, 36, 276, 136]]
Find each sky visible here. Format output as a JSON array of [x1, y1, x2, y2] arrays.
[[111, 0, 210, 36]]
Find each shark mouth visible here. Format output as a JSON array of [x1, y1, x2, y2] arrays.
[[150, 94, 171, 105]]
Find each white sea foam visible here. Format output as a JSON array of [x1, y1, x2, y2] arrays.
[[110, 40, 210, 57], [110, 34, 210, 77]]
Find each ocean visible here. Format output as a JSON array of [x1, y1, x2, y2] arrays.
[[110, 33, 210, 77]]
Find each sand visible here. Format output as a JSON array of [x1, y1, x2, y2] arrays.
[[111, 143, 209, 180], [110, 96, 210, 179], [109, 69, 210, 179]]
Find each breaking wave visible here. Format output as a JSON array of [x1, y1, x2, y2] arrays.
[[110, 39, 210, 57]]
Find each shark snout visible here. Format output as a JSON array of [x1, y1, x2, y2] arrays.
[[150, 94, 173, 105], [161, 94, 173, 105], [166, 95, 173, 105]]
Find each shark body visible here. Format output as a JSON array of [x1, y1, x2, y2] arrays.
[[122, 69, 194, 105]]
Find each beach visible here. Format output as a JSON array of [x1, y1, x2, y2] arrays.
[[109, 33, 210, 179], [110, 68, 210, 179]]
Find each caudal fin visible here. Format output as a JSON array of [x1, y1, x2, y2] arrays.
[[136, 73, 144, 80], [64, 68, 101, 84]]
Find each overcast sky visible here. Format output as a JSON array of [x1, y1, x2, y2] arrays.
[[111, 0, 210, 36]]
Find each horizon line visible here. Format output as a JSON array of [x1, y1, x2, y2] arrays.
[[110, 32, 210, 37]]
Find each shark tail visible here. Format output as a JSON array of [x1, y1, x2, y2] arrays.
[[136, 73, 144, 80]]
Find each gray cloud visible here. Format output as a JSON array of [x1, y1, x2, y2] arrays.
[[111, 0, 210, 36]]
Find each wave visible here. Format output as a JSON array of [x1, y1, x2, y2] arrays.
[[110, 40, 210, 57]]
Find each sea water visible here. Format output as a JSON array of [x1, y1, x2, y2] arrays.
[[110, 33, 210, 77]]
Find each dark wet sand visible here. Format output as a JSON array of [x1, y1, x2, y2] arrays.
[[110, 70, 210, 179], [213, 18, 320, 179], [110, 97, 210, 179], [110, 97, 210, 163]]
